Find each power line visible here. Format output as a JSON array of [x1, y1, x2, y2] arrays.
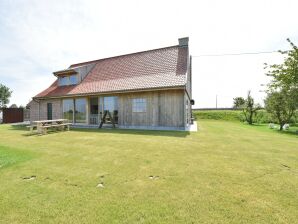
[[192, 50, 289, 57]]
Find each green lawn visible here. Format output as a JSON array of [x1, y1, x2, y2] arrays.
[[0, 121, 297, 224]]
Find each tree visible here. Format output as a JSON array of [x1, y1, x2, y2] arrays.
[[264, 39, 298, 129], [265, 38, 298, 92], [265, 89, 297, 130], [9, 104, 18, 108], [0, 84, 12, 108], [233, 97, 245, 108], [234, 91, 261, 125]]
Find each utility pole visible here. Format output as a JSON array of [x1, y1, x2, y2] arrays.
[[216, 94, 218, 109]]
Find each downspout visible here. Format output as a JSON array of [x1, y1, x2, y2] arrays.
[[190, 55, 192, 100], [184, 53, 194, 126], [184, 86, 191, 100]]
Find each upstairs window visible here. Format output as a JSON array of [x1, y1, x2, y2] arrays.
[[69, 75, 78, 85], [59, 76, 68, 86], [132, 98, 147, 112], [59, 75, 78, 86]]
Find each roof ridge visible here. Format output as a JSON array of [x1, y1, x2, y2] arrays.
[[69, 44, 182, 68]]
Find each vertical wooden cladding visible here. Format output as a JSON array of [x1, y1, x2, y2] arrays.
[[118, 89, 184, 128], [31, 89, 185, 128], [159, 90, 184, 127]]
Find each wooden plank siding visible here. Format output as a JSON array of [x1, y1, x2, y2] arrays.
[[118, 89, 185, 128], [158, 90, 184, 127], [30, 89, 186, 129]]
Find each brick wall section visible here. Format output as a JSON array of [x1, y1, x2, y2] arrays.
[[29, 99, 62, 122]]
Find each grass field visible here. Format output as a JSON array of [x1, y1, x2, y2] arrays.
[[0, 121, 297, 223]]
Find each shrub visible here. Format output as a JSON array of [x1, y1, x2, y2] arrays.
[[193, 110, 243, 122], [255, 110, 272, 123]]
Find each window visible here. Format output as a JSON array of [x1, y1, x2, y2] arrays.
[[69, 75, 78, 85], [59, 76, 68, 86], [132, 98, 146, 112], [59, 75, 78, 86], [74, 98, 87, 123], [47, 103, 52, 120], [63, 99, 74, 122], [100, 96, 118, 124], [104, 96, 118, 112]]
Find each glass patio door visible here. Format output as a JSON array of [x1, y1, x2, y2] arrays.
[[99, 96, 118, 124], [74, 98, 87, 124], [89, 97, 99, 124]]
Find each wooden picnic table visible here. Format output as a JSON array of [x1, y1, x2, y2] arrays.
[[29, 119, 71, 134]]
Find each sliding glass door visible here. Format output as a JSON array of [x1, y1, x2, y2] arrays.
[[62, 97, 119, 125], [63, 99, 74, 121], [74, 98, 87, 123], [99, 96, 118, 124], [89, 97, 99, 124], [62, 98, 87, 124], [104, 96, 118, 112]]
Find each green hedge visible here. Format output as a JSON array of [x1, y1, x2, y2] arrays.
[[193, 110, 298, 124], [193, 110, 243, 122]]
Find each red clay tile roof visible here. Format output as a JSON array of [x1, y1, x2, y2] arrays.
[[34, 45, 188, 98]]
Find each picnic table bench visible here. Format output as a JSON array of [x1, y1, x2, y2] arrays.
[[27, 119, 71, 134]]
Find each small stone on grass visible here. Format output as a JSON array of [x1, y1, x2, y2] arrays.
[[149, 175, 159, 180], [22, 175, 36, 180], [97, 183, 104, 188]]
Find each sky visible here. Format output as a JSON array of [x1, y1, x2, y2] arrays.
[[0, 0, 297, 108]]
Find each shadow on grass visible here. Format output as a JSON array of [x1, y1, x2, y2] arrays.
[[71, 127, 190, 138], [8, 125, 27, 131], [9, 124, 190, 138], [273, 129, 298, 136], [250, 124, 265, 127], [245, 123, 298, 136], [8, 125, 69, 137]]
